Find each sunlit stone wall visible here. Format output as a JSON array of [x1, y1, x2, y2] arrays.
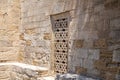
[[0, 0, 21, 62], [0, 0, 119, 80], [15, 0, 120, 80]]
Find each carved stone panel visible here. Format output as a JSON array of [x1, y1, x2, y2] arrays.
[[51, 12, 70, 74]]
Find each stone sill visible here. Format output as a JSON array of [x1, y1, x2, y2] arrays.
[[0, 62, 48, 71]]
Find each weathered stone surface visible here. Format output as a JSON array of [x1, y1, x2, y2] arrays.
[[0, 0, 21, 63], [75, 66, 87, 74], [55, 73, 100, 80], [116, 74, 120, 80], [0, 0, 119, 80], [113, 50, 120, 62], [94, 39, 107, 48], [0, 62, 48, 80], [73, 39, 84, 48], [88, 49, 100, 60], [43, 33, 51, 40]]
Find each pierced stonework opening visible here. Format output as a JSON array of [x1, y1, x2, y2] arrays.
[[51, 12, 70, 74]]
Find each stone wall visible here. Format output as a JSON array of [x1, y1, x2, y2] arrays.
[[18, 0, 120, 80], [0, 0, 120, 79], [68, 0, 120, 80], [20, 0, 54, 67], [0, 0, 21, 62], [20, 0, 77, 69]]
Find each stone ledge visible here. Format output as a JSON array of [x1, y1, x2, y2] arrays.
[[0, 62, 49, 80], [0, 62, 48, 71]]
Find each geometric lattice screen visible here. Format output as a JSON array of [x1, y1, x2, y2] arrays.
[[51, 12, 70, 74]]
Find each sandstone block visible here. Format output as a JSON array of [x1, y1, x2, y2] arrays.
[[43, 33, 51, 40], [0, 40, 12, 47], [110, 18, 120, 30], [104, 0, 119, 9], [26, 40, 32, 46], [94, 60, 107, 70], [105, 72, 116, 80], [83, 59, 94, 69], [99, 51, 113, 65], [113, 50, 120, 62], [76, 49, 88, 59], [73, 40, 84, 48], [75, 66, 87, 74], [88, 49, 100, 60], [94, 39, 107, 48], [25, 29, 36, 35]]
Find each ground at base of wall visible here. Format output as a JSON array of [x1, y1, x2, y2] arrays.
[[37, 76, 55, 80], [55, 73, 101, 80]]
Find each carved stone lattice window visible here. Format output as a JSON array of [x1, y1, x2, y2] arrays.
[[51, 12, 70, 74]]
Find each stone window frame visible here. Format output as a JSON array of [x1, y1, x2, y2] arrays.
[[50, 11, 71, 74]]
